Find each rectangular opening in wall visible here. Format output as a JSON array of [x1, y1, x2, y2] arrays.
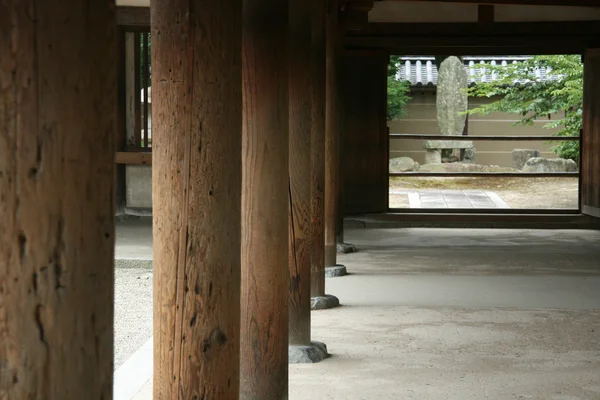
[[124, 30, 152, 151], [387, 54, 582, 212]]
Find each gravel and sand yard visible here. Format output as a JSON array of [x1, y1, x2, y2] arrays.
[[390, 177, 579, 209]]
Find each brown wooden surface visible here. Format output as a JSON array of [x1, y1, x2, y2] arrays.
[[115, 151, 152, 165], [151, 0, 242, 398], [582, 48, 600, 218], [383, 0, 600, 6], [311, 0, 327, 298], [340, 53, 389, 215], [0, 1, 115, 398], [240, 0, 289, 397], [288, 0, 313, 346], [325, 0, 341, 267], [345, 21, 600, 54], [478, 5, 495, 23], [117, 6, 150, 27], [349, 21, 600, 38]]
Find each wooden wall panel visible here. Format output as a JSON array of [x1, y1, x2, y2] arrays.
[[340, 53, 389, 215], [582, 48, 600, 218]]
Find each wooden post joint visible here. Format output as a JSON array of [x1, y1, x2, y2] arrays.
[[341, 1, 374, 31]]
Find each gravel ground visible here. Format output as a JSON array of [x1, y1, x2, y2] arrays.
[[114, 267, 153, 369], [390, 177, 579, 209]]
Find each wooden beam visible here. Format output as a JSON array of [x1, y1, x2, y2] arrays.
[[115, 151, 152, 165], [151, 0, 242, 398], [478, 5, 495, 23], [240, 0, 289, 396], [0, 1, 116, 398], [377, 0, 600, 6], [347, 20, 600, 37], [374, 45, 586, 56], [117, 6, 150, 27], [345, 21, 600, 53]]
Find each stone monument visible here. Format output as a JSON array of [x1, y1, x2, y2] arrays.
[[425, 56, 473, 163]]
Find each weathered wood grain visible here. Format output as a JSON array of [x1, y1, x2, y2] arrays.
[[582, 48, 600, 217], [240, 0, 290, 397], [310, 0, 328, 297], [325, 0, 342, 267], [151, 0, 242, 398], [0, 1, 116, 398], [289, 0, 313, 346]]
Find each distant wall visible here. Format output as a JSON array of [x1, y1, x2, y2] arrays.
[[125, 165, 152, 209], [388, 92, 561, 168]]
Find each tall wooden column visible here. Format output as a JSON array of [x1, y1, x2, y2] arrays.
[[310, 0, 341, 310], [0, 1, 115, 399], [289, 0, 313, 347], [325, 0, 341, 268], [240, 0, 289, 397], [288, 0, 332, 356], [310, 0, 328, 298], [151, 0, 242, 398], [325, 0, 348, 275], [582, 48, 600, 219]]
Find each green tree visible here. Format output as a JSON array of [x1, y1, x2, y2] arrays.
[[387, 55, 412, 121], [465, 55, 582, 161]]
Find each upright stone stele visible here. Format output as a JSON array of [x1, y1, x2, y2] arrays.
[[429, 56, 470, 162], [436, 56, 468, 136]]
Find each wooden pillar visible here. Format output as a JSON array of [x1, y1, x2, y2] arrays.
[[325, 0, 342, 267], [582, 48, 600, 219], [340, 52, 390, 215], [240, 0, 289, 397], [289, 0, 313, 346], [310, 0, 328, 298], [0, 1, 115, 399], [151, 0, 242, 398]]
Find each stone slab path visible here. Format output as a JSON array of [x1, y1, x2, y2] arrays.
[[390, 189, 510, 209]]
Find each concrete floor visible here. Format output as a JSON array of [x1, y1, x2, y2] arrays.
[[114, 222, 600, 399]]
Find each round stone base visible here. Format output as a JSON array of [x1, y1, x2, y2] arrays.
[[311, 294, 340, 310], [289, 341, 328, 364], [325, 264, 347, 277], [337, 242, 357, 254]]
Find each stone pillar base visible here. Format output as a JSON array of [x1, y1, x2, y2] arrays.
[[336, 242, 357, 254], [289, 341, 328, 364], [311, 294, 340, 310], [325, 265, 347, 277]]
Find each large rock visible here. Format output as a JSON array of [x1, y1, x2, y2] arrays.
[[512, 149, 540, 170], [424, 140, 474, 149], [464, 148, 476, 164], [521, 157, 578, 173], [436, 56, 468, 136], [419, 163, 517, 173], [389, 157, 419, 172], [425, 150, 442, 164]]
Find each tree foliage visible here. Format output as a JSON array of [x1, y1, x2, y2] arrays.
[[387, 55, 412, 121], [465, 55, 583, 161]]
